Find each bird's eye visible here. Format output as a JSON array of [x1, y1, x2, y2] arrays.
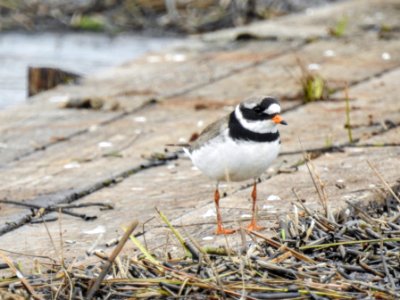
[[253, 106, 263, 113]]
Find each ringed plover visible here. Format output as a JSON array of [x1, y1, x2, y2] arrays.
[[184, 96, 287, 234]]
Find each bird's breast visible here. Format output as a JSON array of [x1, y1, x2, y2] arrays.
[[190, 134, 280, 182]]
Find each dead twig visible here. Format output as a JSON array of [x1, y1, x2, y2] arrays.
[[0, 251, 43, 300], [86, 220, 139, 299], [344, 82, 354, 143], [367, 160, 400, 205], [248, 230, 316, 264], [298, 138, 330, 218]]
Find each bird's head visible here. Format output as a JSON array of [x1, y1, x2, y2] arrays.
[[235, 96, 287, 134]]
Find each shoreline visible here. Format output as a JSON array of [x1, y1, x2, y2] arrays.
[[0, 0, 345, 34]]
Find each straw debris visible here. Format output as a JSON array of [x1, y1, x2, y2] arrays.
[[1, 187, 399, 300]]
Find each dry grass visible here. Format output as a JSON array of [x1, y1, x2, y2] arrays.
[[1, 186, 399, 299]]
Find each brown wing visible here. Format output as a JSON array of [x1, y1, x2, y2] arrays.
[[190, 114, 229, 152]]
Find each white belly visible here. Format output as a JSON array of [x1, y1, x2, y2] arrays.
[[189, 132, 280, 182]]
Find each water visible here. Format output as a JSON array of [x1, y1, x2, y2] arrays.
[[0, 32, 179, 109]]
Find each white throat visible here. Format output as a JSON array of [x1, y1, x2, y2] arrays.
[[234, 106, 277, 134]]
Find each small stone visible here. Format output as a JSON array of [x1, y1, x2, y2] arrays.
[[267, 195, 281, 201]]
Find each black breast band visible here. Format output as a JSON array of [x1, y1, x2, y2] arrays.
[[228, 112, 280, 142]]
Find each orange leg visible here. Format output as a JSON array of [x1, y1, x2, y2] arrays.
[[247, 180, 264, 231], [214, 188, 235, 235]]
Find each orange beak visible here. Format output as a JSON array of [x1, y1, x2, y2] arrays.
[[272, 114, 288, 125]]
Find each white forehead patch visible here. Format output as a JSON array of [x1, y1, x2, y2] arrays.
[[266, 103, 281, 115]]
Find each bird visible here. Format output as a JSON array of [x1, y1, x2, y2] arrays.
[[183, 95, 287, 235]]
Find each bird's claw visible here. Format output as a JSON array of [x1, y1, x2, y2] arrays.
[[247, 222, 265, 231], [215, 227, 236, 235]]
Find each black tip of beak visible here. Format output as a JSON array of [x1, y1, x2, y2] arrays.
[[280, 120, 288, 125]]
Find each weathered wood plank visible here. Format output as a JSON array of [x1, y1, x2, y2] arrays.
[[83, 40, 301, 102], [281, 67, 400, 152], [169, 38, 400, 105], [1, 65, 399, 260], [0, 106, 116, 168]]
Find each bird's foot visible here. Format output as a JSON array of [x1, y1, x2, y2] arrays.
[[215, 227, 236, 235], [247, 222, 265, 231]]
